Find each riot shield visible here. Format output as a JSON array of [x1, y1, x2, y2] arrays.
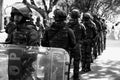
[[0, 44, 8, 80], [0, 44, 31, 80], [0, 44, 70, 80], [36, 47, 69, 80]]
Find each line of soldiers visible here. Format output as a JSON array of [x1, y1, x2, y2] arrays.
[[4, 2, 107, 80], [41, 9, 107, 80]]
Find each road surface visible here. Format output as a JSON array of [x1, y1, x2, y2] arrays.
[[80, 35, 120, 80]]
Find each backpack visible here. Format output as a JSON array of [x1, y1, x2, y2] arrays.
[[48, 27, 70, 50], [70, 23, 85, 42]]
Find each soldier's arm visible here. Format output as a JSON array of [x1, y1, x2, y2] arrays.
[[76, 23, 86, 44], [68, 28, 76, 48], [92, 22, 98, 43], [41, 30, 49, 47]]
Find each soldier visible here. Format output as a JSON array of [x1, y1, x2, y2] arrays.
[[42, 9, 76, 80], [5, 17, 16, 43], [101, 18, 107, 50], [41, 9, 76, 50], [5, 2, 39, 80], [98, 17, 104, 53], [5, 2, 39, 46], [67, 9, 86, 78], [41, 9, 77, 80], [82, 13, 97, 72], [92, 14, 103, 58]]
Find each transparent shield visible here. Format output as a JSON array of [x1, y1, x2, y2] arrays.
[[0, 44, 9, 80], [0, 44, 70, 80], [36, 47, 69, 80]]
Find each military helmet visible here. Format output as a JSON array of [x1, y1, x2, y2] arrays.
[[70, 9, 80, 19], [54, 9, 67, 21], [11, 2, 32, 19], [83, 12, 93, 20]]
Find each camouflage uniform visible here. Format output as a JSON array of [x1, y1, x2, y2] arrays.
[[42, 21, 76, 50], [11, 22, 39, 46], [5, 3, 39, 46], [5, 2, 39, 80], [100, 18, 107, 50], [92, 14, 103, 58], [68, 9, 86, 80], [41, 9, 76, 80], [98, 18, 104, 53], [41, 9, 76, 50], [82, 13, 97, 72]]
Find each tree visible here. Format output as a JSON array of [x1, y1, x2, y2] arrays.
[[23, 0, 59, 16], [70, 0, 97, 12], [57, 0, 74, 13], [22, 0, 60, 27], [71, 0, 120, 22], [93, 0, 120, 22], [0, 0, 3, 30], [22, 0, 46, 19]]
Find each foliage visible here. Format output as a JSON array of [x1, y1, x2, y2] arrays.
[[71, 0, 120, 22], [21, 0, 120, 22], [57, 0, 74, 13], [93, 0, 120, 22], [22, 0, 60, 18], [22, 0, 60, 28], [71, 0, 97, 12]]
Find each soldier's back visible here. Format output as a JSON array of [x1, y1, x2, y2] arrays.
[[42, 22, 76, 51], [68, 19, 86, 42]]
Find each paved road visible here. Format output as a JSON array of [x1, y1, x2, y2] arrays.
[[80, 47, 120, 80], [80, 37, 120, 80]]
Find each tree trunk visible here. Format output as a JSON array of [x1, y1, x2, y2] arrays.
[[0, 0, 3, 31]]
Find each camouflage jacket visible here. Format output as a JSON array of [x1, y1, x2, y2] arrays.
[[83, 20, 97, 45], [6, 21, 39, 46], [41, 22, 76, 51], [67, 19, 86, 44]]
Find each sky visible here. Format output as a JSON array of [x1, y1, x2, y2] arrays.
[[3, 0, 53, 17], [3, 0, 22, 8], [3, 0, 49, 8], [3, 0, 23, 16]]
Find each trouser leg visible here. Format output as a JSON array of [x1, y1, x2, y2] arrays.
[[93, 44, 98, 59], [73, 58, 80, 80]]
